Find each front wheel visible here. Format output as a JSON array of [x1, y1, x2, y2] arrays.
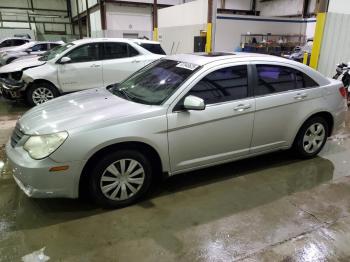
[[293, 117, 329, 159], [88, 150, 153, 208], [26, 82, 59, 106]]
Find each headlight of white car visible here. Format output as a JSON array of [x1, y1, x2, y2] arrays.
[[23, 131, 68, 160]]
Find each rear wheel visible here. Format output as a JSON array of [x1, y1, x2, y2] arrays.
[[26, 82, 59, 106], [88, 150, 153, 208], [293, 117, 329, 159]]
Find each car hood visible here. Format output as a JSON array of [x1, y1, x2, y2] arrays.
[[0, 56, 45, 73], [18, 88, 162, 135]]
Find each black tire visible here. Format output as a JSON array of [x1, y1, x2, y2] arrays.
[[293, 116, 329, 159], [88, 150, 153, 208], [26, 82, 60, 106]]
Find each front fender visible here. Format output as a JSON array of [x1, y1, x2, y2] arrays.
[[22, 63, 59, 90]]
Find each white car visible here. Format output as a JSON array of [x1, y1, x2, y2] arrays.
[[0, 37, 32, 53], [0, 38, 165, 106], [0, 41, 64, 65], [6, 53, 347, 208]]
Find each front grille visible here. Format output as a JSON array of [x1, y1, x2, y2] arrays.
[[11, 122, 24, 147]]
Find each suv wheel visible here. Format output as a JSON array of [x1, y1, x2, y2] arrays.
[[88, 150, 153, 208], [294, 116, 329, 159], [26, 82, 59, 106]]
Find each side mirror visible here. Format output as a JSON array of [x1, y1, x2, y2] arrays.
[[60, 56, 71, 64], [183, 95, 205, 111], [26, 48, 32, 53]]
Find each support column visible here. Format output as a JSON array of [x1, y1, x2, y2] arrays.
[[205, 0, 213, 53], [153, 0, 158, 41], [309, 12, 326, 69], [75, 0, 83, 38], [100, 0, 107, 36], [85, 0, 90, 37]]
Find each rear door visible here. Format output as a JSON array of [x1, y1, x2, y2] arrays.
[[57, 42, 103, 92], [101, 42, 144, 86], [250, 62, 320, 153]]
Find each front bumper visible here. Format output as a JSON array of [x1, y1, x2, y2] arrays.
[[0, 77, 26, 99], [5, 141, 84, 198]]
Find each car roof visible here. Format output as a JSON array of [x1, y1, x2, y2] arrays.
[[71, 38, 161, 45], [166, 52, 311, 67], [0, 37, 32, 42]]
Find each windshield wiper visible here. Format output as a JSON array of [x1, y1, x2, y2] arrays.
[[108, 83, 132, 101]]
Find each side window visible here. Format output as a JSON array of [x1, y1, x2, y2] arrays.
[[256, 65, 296, 96], [128, 44, 139, 57], [187, 65, 248, 105], [31, 44, 48, 52], [49, 43, 61, 49], [295, 71, 319, 89], [13, 39, 26, 46], [255, 65, 319, 96], [66, 43, 100, 63], [104, 42, 129, 59], [2, 40, 12, 47]]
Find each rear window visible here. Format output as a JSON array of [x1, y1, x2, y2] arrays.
[[139, 43, 166, 55]]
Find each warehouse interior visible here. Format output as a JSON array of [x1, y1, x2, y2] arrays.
[[1, 0, 350, 261]]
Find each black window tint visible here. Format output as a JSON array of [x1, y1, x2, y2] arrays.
[[49, 43, 61, 49], [31, 44, 48, 52], [256, 65, 319, 96], [104, 42, 128, 59], [295, 71, 319, 89], [256, 65, 296, 96], [13, 39, 26, 46], [140, 43, 166, 55], [67, 43, 100, 63], [1, 40, 12, 47], [128, 45, 139, 57], [188, 65, 248, 104]]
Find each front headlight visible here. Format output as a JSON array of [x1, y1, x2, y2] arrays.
[[23, 131, 68, 160]]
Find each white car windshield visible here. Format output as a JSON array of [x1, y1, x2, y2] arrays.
[[39, 43, 75, 61], [109, 59, 200, 105]]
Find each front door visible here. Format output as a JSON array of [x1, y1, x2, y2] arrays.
[[58, 42, 103, 92], [167, 64, 255, 173]]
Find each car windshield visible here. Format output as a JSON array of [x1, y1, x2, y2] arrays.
[[39, 43, 74, 61], [109, 59, 200, 105]]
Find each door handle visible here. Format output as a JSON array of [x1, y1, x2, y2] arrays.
[[90, 64, 101, 68], [234, 104, 251, 112], [294, 93, 308, 100]]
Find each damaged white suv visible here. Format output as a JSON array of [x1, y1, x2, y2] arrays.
[[0, 38, 165, 106]]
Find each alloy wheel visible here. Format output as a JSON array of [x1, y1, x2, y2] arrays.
[[32, 87, 54, 105]]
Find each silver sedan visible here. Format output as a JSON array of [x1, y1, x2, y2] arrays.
[[6, 52, 347, 208]]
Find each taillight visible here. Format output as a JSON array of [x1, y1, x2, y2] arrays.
[[339, 86, 347, 99]]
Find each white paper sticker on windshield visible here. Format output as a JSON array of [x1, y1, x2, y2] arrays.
[[176, 62, 199, 71]]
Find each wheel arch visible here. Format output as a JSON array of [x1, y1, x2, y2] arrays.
[[79, 141, 164, 197], [292, 111, 334, 145], [27, 79, 60, 93]]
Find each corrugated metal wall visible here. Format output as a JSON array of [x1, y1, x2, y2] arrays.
[[318, 12, 350, 77]]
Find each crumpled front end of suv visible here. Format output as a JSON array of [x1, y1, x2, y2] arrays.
[[0, 71, 26, 100]]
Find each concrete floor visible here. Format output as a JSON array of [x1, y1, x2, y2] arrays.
[[1, 98, 350, 261]]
